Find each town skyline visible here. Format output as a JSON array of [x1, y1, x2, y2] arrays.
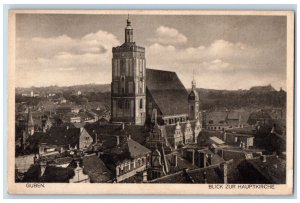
[[16, 14, 287, 90]]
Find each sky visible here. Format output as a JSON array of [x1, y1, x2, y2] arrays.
[[16, 14, 287, 90]]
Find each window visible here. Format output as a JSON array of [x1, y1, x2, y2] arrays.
[[139, 60, 143, 76], [130, 162, 134, 169], [191, 106, 194, 111], [124, 100, 129, 109], [128, 82, 133, 93], [139, 99, 143, 109], [120, 60, 125, 74], [113, 83, 118, 94], [139, 81, 143, 93], [118, 100, 123, 109]]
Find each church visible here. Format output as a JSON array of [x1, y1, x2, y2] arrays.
[[111, 17, 200, 127]]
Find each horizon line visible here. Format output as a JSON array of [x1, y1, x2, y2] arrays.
[[15, 83, 285, 92]]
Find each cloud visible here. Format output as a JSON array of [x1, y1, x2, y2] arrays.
[[16, 30, 120, 87], [146, 39, 285, 90], [200, 59, 231, 71], [146, 39, 257, 70], [148, 26, 187, 45]]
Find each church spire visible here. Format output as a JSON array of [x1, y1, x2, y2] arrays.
[[27, 107, 35, 136], [127, 14, 131, 26], [192, 69, 196, 90], [27, 107, 34, 127], [125, 15, 133, 43]]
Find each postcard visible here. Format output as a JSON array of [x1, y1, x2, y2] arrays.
[[7, 9, 294, 195]]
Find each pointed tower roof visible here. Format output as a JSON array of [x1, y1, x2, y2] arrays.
[[188, 70, 199, 101], [126, 14, 132, 28], [27, 107, 34, 127]]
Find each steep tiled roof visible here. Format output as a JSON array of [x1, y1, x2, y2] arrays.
[[39, 127, 80, 147], [206, 111, 228, 125], [23, 164, 75, 183], [247, 110, 272, 125], [165, 152, 198, 173], [127, 138, 151, 158], [246, 155, 286, 184], [150, 165, 223, 184], [27, 132, 46, 145], [82, 154, 113, 183], [146, 69, 189, 116], [101, 136, 151, 166], [84, 123, 148, 146]]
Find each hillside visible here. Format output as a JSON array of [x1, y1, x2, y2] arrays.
[[198, 85, 286, 110], [16, 84, 286, 111], [16, 84, 111, 95]]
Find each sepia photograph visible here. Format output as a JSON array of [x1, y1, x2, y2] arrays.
[[7, 9, 294, 195]]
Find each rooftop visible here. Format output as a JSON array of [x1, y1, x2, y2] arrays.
[[82, 154, 113, 183], [146, 69, 189, 116]]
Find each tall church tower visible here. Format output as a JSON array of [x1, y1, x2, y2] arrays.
[[111, 17, 146, 125], [188, 73, 199, 120]]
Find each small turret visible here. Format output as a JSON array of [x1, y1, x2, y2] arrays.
[[188, 70, 200, 120], [125, 14, 133, 43]]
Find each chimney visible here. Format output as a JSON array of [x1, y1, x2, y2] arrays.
[[142, 171, 148, 183], [33, 154, 38, 164], [271, 125, 275, 134], [116, 136, 120, 146], [207, 154, 212, 166], [66, 125, 69, 130], [261, 155, 267, 163], [122, 123, 125, 130], [97, 151, 101, 158], [190, 149, 195, 165], [223, 132, 227, 142], [220, 162, 228, 184], [203, 171, 207, 184], [40, 161, 47, 176], [172, 154, 178, 167], [95, 133, 98, 144], [199, 152, 207, 168]]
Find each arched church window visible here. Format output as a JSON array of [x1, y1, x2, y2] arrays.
[[128, 82, 133, 93], [124, 100, 129, 109], [113, 83, 118, 94], [118, 100, 123, 109], [139, 99, 143, 109]]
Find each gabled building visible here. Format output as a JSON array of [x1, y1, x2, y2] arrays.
[[205, 110, 250, 131], [38, 126, 93, 156], [149, 163, 228, 184], [147, 118, 202, 150], [22, 161, 75, 183], [238, 155, 286, 184], [101, 136, 151, 182]]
